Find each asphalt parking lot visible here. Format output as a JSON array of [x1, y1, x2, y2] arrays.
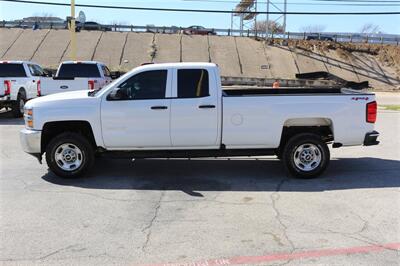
[[0, 107, 399, 266]]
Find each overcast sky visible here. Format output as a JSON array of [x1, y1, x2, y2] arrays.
[[1, 0, 399, 34]]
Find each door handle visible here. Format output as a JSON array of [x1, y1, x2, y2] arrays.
[[198, 105, 216, 109], [151, 106, 168, 110]]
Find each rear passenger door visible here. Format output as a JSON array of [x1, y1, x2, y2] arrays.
[[170, 68, 220, 148]]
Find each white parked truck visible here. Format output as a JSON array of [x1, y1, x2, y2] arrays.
[[39, 61, 113, 96], [20, 63, 380, 179], [0, 61, 47, 117]]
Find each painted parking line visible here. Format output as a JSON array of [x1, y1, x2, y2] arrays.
[[142, 242, 400, 266]]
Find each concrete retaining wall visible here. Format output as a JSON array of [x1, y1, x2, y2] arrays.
[[181, 35, 209, 62], [2, 29, 49, 61], [153, 34, 181, 63], [0, 28, 23, 58], [0, 28, 398, 89], [290, 48, 328, 74], [31, 29, 70, 68], [120, 32, 154, 71], [235, 37, 272, 78], [92, 32, 127, 69], [60, 31, 102, 62], [209, 35, 241, 77], [264, 45, 298, 79]]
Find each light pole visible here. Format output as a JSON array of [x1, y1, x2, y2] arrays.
[[266, 0, 270, 39], [70, 0, 77, 60]]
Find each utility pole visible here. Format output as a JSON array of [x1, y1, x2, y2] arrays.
[[266, 0, 270, 38], [70, 0, 77, 60], [254, 0, 257, 37], [283, 0, 287, 33]]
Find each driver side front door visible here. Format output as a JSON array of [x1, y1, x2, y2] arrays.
[[101, 69, 172, 149]]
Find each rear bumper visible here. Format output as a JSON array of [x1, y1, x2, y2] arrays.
[[20, 128, 42, 154], [0, 96, 12, 104], [364, 130, 380, 146]]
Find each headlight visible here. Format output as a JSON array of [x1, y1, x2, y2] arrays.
[[24, 108, 33, 128]]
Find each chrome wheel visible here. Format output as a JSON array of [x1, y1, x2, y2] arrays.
[[54, 143, 83, 171], [293, 143, 322, 172]]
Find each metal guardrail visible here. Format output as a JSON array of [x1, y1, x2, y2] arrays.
[[1, 20, 399, 45]]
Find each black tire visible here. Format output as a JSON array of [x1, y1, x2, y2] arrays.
[[282, 133, 330, 179], [45, 132, 95, 178], [11, 93, 25, 118]]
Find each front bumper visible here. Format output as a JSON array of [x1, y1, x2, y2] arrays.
[[364, 130, 380, 146], [20, 128, 42, 154]]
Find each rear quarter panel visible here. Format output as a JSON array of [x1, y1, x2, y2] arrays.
[[222, 94, 375, 148]]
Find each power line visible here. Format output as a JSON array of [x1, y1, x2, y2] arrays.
[[2, 0, 400, 15], [312, 0, 400, 2], [182, 0, 400, 6], [183, 0, 400, 2]]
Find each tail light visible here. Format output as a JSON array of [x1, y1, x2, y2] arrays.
[[366, 101, 377, 123], [88, 80, 95, 90], [37, 80, 41, 96], [4, 80, 11, 95]]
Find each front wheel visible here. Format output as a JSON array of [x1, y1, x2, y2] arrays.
[[282, 133, 330, 179], [45, 132, 95, 178]]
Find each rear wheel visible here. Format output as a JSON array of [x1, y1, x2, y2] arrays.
[[282, 133, 330, 179], [11, 93, 26, 118], [45, 132, 94, 178]]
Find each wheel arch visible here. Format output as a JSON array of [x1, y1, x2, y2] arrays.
[[18, 87, 27, 98], [278, 118, 334, 151], [41, 121, 97, 154]]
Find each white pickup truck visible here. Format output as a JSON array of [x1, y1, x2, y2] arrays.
[[20, 63, 379, 179], [39, 61, 113, 96], [0, 61, 47, 117]]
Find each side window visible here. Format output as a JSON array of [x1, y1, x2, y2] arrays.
[[34, 65, 45, 76], [177, 69, 209, 98], [102, 65, 111, 77], [27, 64, 36, 76], [28, 64, 44, 76], [107, 70, 167, 101]]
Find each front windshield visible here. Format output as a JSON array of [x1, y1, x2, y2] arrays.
[[88, 71, 130, 96]]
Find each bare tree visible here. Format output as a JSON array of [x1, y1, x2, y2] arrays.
[[109, 20, 129, 26], [299, 24, 326, 33], [359, 23, 381, 34], [31, 12, 55, 21], [252, 20, 284, 34]]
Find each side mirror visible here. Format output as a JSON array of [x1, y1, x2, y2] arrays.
[[110, 71, 121, 79], [107, 87, 127, 101], [43, 70, 54, 77]]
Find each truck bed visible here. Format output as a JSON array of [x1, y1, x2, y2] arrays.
[[221, 89, 375, 149]]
